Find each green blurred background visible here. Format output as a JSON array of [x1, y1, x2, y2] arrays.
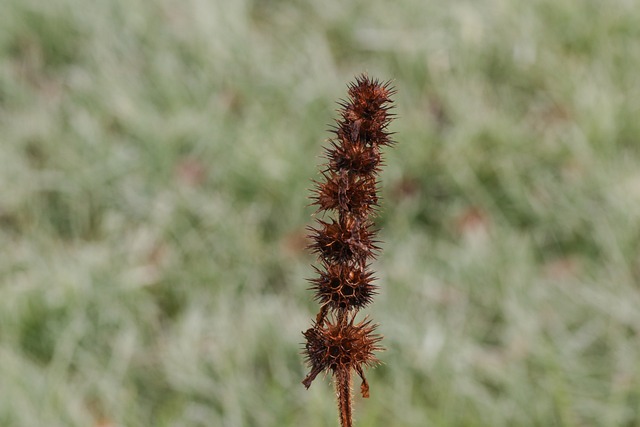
[[2, 0, 640, 425]]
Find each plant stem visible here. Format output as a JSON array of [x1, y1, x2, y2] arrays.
[[336, 368, 353, 427]]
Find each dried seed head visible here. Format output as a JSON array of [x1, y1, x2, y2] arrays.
[[334, 76, 395, 147], [325, 140, 382, 175], [302, 316, 382, 390], [309, 263, 377, 311], [308, 217, 379, 265], [302, 75, 396, 425], [312, 171, 378, 218]]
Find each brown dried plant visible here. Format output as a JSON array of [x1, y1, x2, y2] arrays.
[[302, 75, 396, 427]]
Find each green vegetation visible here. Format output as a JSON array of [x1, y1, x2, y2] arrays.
[[2, 0, 640, 425]]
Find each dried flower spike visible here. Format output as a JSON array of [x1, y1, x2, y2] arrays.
[[302, 75, 396, 427]]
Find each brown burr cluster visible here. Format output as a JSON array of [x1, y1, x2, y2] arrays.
[[302, 75, 395, 427]]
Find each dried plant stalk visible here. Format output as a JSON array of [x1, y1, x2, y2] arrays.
[[302, 75, 396, 427]]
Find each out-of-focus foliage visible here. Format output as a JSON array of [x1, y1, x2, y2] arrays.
[[2, 0, 640, 425]]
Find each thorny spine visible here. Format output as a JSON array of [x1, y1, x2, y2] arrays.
[[302, 75, 395, 427]]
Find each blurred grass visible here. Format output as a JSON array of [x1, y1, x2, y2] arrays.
[[2, 0, 640, 425]]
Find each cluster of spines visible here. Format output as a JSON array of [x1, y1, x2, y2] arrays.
[[302, 75, 395, 427]]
